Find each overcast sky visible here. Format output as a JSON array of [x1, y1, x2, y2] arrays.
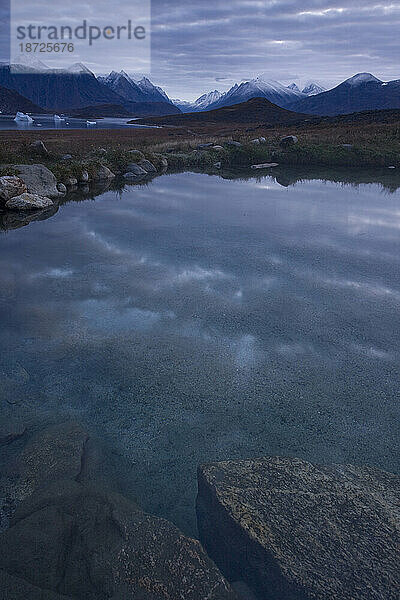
[[1, 0, 400, 99]]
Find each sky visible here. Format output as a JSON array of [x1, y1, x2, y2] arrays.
[[1, 0, 400, 100]]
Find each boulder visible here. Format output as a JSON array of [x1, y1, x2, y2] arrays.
[[124, 163, 147, 177], [64, 177, 78, 187], [11, 164, 61, 198], [225, 141, 242, 148], [212, 145, 224, 150], [29, 140, 49, 157], [138, 159, 157, 173], [213, 162, 222, 169], [250, 138, 260, 145], [57, 183, 67, 193], [259, 137, 267, 144], [60, 154, 73, 161], [79, 170, 89, 183], [5, 193, 53, 211], [251, 163, 278, 169], [127, 149, 145, 160], [280, 135, 298, 148], [93, 165, 115, 181], [197, 143, 214, 149], [0, 176, 27, 203], [197, 457, 400, 600]]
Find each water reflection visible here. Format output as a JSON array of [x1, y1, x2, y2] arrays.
[[1, 171, 399, 534]]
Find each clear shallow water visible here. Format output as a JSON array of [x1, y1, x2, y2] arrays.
[[1, 171, 399, 534], [0, 114, 155, 130]]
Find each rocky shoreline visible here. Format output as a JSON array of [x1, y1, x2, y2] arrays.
[[1, 133, 399, 225], [0, 420, 399, 600]]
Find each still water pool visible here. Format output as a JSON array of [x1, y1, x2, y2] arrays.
[[1, 171, 399, 533]]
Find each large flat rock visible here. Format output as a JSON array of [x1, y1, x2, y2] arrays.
[[197, 456, 400, 600]]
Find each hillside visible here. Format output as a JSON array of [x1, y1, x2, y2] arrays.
[[137, 97, 308, 126], [0, 85, 43, 113]]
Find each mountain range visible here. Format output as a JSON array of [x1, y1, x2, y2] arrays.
[[287, 73, 400, 115], [0, 62, 399, 119], [0, 63, 180, 116], [182, 73, 400, 116]]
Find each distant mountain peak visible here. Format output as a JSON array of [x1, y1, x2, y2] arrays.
[[67, 63, 93, 74], [100, 70, 172, 104], [288, 83, 300, 92], [345, 73, 382, 86], [302, 82, 325, 96]]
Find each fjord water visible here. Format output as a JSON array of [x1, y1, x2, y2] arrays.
[[1, 171, 399, 534]]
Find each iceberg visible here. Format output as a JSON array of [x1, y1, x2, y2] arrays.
[[86, 120, 97, 126], [53, 114, 65, 122], [14, 112, 34, 123]]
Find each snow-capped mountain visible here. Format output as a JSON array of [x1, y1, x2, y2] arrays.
[[195, 90, 223, 109], [133, 75, 173, 103], [206, 75, 306, 110], [0, 63, 180, 115], [287, 83, 301, 93], [302, 82, 326, 96], [173, 90, 224, 112], [98, 70, 149, 102], [99, 71, 173, 104], [0, 62, 124, 110], [288, 73, 400, 115]]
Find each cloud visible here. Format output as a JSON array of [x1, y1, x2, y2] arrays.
[[1, 0, 399, 98]]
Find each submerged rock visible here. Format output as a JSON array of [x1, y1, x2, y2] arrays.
[[16, 422, 90, 498], [0, 176, 27, 203], [197, 456, 400, 600], [0, 421, 236, 600], [0, 479, 235, 600], [5, 193, 53, 211], [0, 421, 26, 447]]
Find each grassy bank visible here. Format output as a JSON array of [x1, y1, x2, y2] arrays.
[[0, 117, 399, 183]]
